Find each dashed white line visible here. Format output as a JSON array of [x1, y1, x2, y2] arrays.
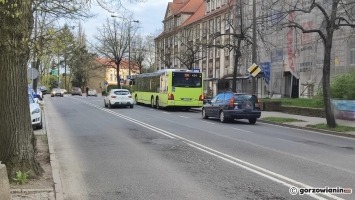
[[232, 128, 253, 133], [179, 115, 189, 118]]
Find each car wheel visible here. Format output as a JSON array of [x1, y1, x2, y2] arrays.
[[249, 118, 257, 124], [108, 101, 113, 108], [202, 108, 209, 119], [156, 98, 159, 109], [130, 105, 134, 109], [104, 100, 108, 107], [219, 111, 228, 123], [51, 95, 54, 97], [151, 98, 154, 108]]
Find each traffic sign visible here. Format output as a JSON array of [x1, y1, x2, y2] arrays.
[[27, 68, 39, 80], [248, 63, 261, 77]]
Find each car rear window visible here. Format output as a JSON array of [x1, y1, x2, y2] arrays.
[[114, 91, 129, 95], [234, 94, 257, 102]]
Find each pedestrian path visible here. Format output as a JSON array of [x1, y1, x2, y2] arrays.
[[260, 111, 355, 137], [261, 111, 355, 128]]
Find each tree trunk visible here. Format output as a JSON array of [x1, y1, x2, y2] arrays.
[[322, 39, 336, 128], [0, 0, 42, 177], [115, 61, 121, 88]]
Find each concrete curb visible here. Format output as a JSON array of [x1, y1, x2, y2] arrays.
[[11, 188, 53, 193], [44, 103, 64, 200], [259, 120, 355, 139]]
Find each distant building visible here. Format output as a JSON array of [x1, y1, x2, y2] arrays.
[[87, 58, 139, 92]]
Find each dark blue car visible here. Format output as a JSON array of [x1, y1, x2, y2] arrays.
[[202, 92, 261, 124]]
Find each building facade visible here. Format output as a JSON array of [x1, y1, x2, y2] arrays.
[[88, 58, 139, 93], [155, 0, 355, 98]]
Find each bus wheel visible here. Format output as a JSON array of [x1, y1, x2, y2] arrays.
[[151, 98, 155, 108], [156, 98, 159, 109]]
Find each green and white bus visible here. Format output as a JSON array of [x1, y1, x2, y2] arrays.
[[131, 69, 204, 109]]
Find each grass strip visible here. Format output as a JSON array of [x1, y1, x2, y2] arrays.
[[307, 123, 355, 132], [262, 117, 305, 123]]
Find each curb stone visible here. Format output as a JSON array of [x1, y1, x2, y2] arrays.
[[44, 103, 64, 200], [259, 120, 355, 139]]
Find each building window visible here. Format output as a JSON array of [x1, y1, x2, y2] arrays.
[[350, 47, 355, 65], [110, 74, 113, 81], [216, 16, 221, 33], [224, 13, 230, 30], [209, 19, 214, 35]]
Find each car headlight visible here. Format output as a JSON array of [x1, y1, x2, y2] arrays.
[[32, 108, 40, 114]]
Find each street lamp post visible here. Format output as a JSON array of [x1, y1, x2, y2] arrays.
[[128, 20, 140, 79], [111, 15, 139, 80]]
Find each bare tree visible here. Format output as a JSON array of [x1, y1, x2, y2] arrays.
[[131, 34, 146, 74], [94, 17, 138, 88], [267, 0, 355, 128], [174, 28, 206, 70]]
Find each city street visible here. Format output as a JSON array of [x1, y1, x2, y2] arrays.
[[45, 95, 355, 200]]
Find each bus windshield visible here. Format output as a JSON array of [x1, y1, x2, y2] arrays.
[[172, 72, 202, 88]]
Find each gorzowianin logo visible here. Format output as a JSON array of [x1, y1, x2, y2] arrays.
[[289, 186, 352, 195]]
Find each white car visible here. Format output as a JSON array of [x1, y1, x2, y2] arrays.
[[104, 89, 134, 108], [88, 89, 98, 97], [29, 94, 43, 129]]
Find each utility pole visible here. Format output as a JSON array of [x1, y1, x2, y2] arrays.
[[128, 20, 139, 80], [252, 0, 257, 95]]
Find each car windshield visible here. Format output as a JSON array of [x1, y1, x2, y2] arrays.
[[89, 89, 96, 92], [53, 88, 61, 92], [114, 90, 129, 95], [234, 94, 256, 102]]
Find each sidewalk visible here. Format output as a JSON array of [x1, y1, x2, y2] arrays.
[[11, 100, 56, 200], [260, 111, 355, 138]]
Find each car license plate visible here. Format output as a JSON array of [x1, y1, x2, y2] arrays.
[[121, 102, 126, 104], [182, 98, 191, 101]]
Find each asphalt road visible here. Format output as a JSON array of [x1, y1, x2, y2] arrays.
[[45, 95, 355, 200]]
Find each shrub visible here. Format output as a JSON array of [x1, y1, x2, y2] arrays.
[[13, 170, 30, 185], [330, 70, 355, 100]]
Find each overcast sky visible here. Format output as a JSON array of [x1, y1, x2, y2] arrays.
[[82, 0, 169, 40]]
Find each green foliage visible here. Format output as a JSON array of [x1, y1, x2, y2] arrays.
[[262, 117, 305, 123], [330, 70, 355, 100], [262, 98, 324, 108], [13, 170, 30, 185], [307, 123, 355, 132]]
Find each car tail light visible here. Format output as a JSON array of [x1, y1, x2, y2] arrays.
[[256, 98, 261, 109], [199, 94, 204, 101], [111, 96, 116, 98], [168, 93, 174, 100], [229, 97, 235, 108]]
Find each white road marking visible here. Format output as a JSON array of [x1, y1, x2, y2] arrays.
[[179, 115, 189, 118], [232, 128, 253, 133], [74, 98, 344, 200], [202, 121, 215, 125], [163, 112, 170, 114]]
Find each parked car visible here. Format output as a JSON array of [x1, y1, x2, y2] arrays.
[[29, 93, 43, 129], [51, 88, 64, 97], [104, 89, 134, 108], [87, 89, 98, 97], [71, 87, 82, 96], [36, 88, 44, 100], [61, 89, 68, 94], [202, 92, 261, 124]]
